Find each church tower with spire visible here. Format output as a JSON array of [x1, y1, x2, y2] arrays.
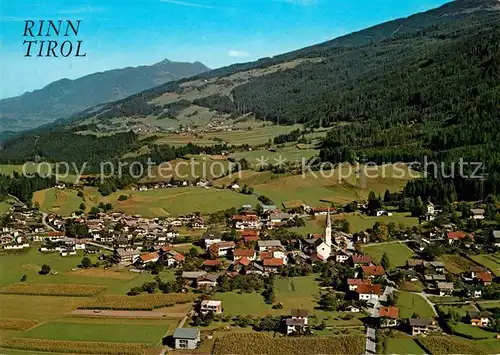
[[325, 207, 332, 247]]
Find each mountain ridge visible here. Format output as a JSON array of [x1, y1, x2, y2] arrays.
[[0, 59, 210, 132]]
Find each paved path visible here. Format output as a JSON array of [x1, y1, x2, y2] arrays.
[[41, 212, 57, 231], [365, 326, 377, 354]]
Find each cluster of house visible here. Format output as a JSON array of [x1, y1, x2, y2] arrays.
[[0, 203, 48, 250]]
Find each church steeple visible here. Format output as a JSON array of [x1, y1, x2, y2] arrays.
[[325, 207, 332, 247]]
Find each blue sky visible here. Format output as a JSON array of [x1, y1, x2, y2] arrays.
[[1, 0, 450, 99]]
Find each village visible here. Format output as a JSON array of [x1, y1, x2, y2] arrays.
[[1, 197, 499, 354]]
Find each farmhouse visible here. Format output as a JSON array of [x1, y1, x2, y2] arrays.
[[467, 311, 492, 327], [409, 318, 434, 336], [378, 306, 399, 328], [240, 229, 259, 243], [447, 231, 474, 244], [262, 258, 284, 273], [286, 309, 309, 335], [356, 284, 382, 301], [436, 282, 454, 296], [350, 254, 372, 268], [209, 241, 235, 257], [233, 249, 256, 261], [116, 248, 140, 265], [470, 208, 485, 220], [232, 214, 260, 230], [200, 300, 222, 314], [360, 265, 385, 279], [347, 278, 370, 291], [258, 240, 282, 251], [138, 251, 159, 265], [196, 274, 219, 290], [173, 328, 200, 350], [163, 250, 185, 267]]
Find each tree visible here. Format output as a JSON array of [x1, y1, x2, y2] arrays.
[[20, 274, 27, 282], [39, 264, 51, 275], [90, 206, 100, 215], [188, 247, 199, 258], [372, 221, 389, 241], [81, 257, 92, 269], [77, 191, 84, 197], [118, 195, 128, 201], [79, 203, 86, 211], [319, 291, 339, 311], [381, 252, 390, 271]]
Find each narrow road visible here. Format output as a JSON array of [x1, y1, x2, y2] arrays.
[[365, 326, 377, 354]]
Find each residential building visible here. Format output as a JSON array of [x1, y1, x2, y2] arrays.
[[347, 278, 370, 292], [447, 231, 474, 244], [258, 240, 282, 251], [262, 258, 284, 273], [200, 300, 222, 314], [361, 265, 385, 279], [436, 282, 454, 296], [350, 254, 372, 268], [409, 318, 433, 336], [116, 249, 140, 265], [173, 328, 200, 350], [356, 284, 383, 301], [379, 306, 399, 328], [233, 249, 256, 261], [286, 309, 309, 335], [470, 208, 485, 220], [467, 311, 491, 327], [196, 274, 218, 290], [208, 241, 235, 257]]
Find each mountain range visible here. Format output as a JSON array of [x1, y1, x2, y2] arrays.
[[0, 59, 210, 132]]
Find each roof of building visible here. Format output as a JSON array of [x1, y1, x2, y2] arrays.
[[173, 328, 200, 340], [258, 240, 282, 248], [116, 249, 140, 257], [232, 215, 258, 221], [347, 278, 370, 286], [236, 257, 251, 266], [234, 249, 256, 257], [286, 318, 307, 326], [379, 306, 399, 319], [492, 230, 500, 239], [437, 282, 454, 290], [476, 271, 493, 282], [173, 253, 185, 262], [263, 258, 284, 267], [352, 254, 372, 264], [240, 229, 259, 237], [291, 309, 309, 318], [356, 284, 383, 295], [409, 318, 432, 327], [407, 259, 424, 267], [471, 208, 485, 215], [467, 311, 492, 319], [203, 259, 221, 266], [140, 252, 159, 262], [201, 300, 221, 306], [447, 231, 474, 240], [182, 271, 207, 279], [198, 274, 219, 282], [361, 265, 385, 276]]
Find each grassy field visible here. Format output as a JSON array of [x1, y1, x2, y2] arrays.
[[438, 254, 477, 275], [230, 146, 319, 168], [20, 321, 172, 344], [449, 321, 496, 339], [32, 188, 84, 216], [0, 199, 14, 214], [0, 164, 78, 183], [395, 291, 435, 318], [0, 248, 121, 288], [384, 337, 426, 355], [470, 253, 500, 276], [100, 187, 258, 217], [362, 242, 416, 269], [250, 164, 417, 208], [214, 276, 363, 327]]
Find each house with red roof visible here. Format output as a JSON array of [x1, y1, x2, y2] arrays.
[[378, 306, 400, 327], [233, 249, 256, 261], [361, 265, 385, 279], [138, 251, 159, 265], [262, 258, 284, 273], [347, 278, 371, 291], [350, 254, 372, 268], [447, 231, 474, 244], [356, 284, 383, 301]]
